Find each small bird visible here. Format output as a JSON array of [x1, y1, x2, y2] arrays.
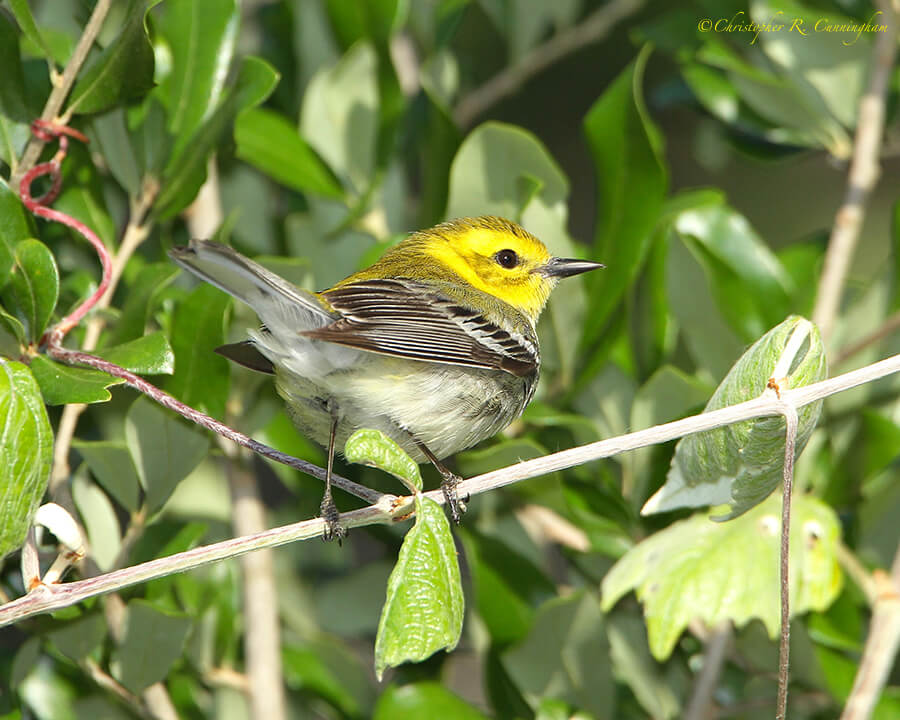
[[170, 216, 602, 539]]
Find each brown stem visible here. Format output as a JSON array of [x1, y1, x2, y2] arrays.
[[776, 403, 799, 720]]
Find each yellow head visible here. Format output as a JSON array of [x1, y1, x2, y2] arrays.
[[351, 216, 602, 323]]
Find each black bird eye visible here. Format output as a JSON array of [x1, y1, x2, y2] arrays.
[[495, 249, 518, 269]]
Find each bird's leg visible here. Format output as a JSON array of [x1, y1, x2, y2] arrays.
[[415, 439, 467, 523], [320, 412, 347, 543]]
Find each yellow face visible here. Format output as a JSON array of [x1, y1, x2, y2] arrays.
[[419, 217, 555, 321]]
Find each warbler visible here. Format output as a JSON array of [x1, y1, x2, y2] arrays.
[[170, 216, 602, 539]]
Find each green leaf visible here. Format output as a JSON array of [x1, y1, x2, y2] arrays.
[[1, 240, 59, 343], [375, 495, 464, 680], [155, 56, 278, 220], [66, 1, 155, 115], [164, 284, 230, 419], [72, 474, 121, 571], [300, 42, 379, 194], [603, 494, 843, 660], [0, 114, 30, 171], [502, 591, 614, 718], [0, 12, 30, 122], [373, 683, 490, 720], [0, 180, 34, 288], [112, 600, 191, 693], [458, 528, 555, 646], [72, 440, 141, 512], [46, 613, 107, 663], [125, 396, 210, 512], [0, 360, 52, 562], [110, 263, 179, 345], [87, 109, 143, 195], [7, 0, 55, 61], [446, 121, 568, 221], [674, 200, 794, 341], [643, 316, 827, 518], [30, 355, 123, 405], [0, 304, 26, 347], [234, 108, 343, 198], [156, 0, 240, 157], [344, 428, 422, 492], [95, 331, 175, 376], [581, 45, 667, 352], [282, 641, 375, 718]]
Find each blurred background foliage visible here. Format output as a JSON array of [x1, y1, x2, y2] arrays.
[[1, 0, 900, 718]]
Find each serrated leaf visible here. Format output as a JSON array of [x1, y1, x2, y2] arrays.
[[112, 600, 191, 693], [95, 331, 175, 375], [125, 397, 209, 512], [603, 494, 843, 660], [375, 495, 463, 680], [1, 239, 60, 342], [0, 360, 52, 561], [30, 355, 123, 405], [643, 316, 827, 518], [344, 428, 422, 492], [72, 440, 141, 512], [0, 180, 34, 288], [235, 107, 343, 198], [164, 284, 230, 419], [581, 45, 667, 352], [67, 1, 155, 115]]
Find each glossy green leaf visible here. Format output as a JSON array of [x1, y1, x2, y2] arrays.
[[375, 495, 463, 680], [234, 108, 343, 198], [0, 180, 34, 287], [95, 331, 175, 376], [344, 428, 422, 492], [603, 494, 843, 660], [0, 304, 26, 347], [643, 316, 827, 518], [112, 600, 191, 693], [72, 440, 141, 512], [502, 591, 614, 718], [300, 42, 379, 194], [157, 0, 239, 156], [165, 284, 230, 419], [674, 199, 794, 341], [1, 240, 59, 342], [0, 360, 52, 562], [125, 397, 210, 512], [581, 45, 667, 350], [446, 121, 568, 220], [67, 1, 155, 115], [459, 527, 555, 646], [30, 355, 123, 405], [110, 263, 180, 345], [373, 683, 489, 720], [7, 0, 55, 61], [155, 56, 278, 220], [0, 12, 30, 122]]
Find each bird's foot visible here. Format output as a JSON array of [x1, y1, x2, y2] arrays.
[[440, 473, 467, 524], [320, 493, 347, 543]]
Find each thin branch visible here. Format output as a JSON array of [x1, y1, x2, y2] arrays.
[[811, 0, 899, 344], [684, 621, 733, 720], [4, 352, 900, 627], [840, 546, 900, 720], [776, 402, 799, 720], [11, 0, 112, 191], [836, 542, 879, 606], [833, 309, 900, 367], [453, 0, 645, 127]]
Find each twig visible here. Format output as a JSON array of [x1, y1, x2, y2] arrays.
[[4, 352, 900, 626], [811, 0, 899, 344], [83, 658, 153, 719], [836, 542, 879, 606], [11, 0, 112, 191], [833, 309, 900, 367], [840, 547, 900, 720], [684, 621, 733, 720], [453, 0, 645, 127], [775, 401, 799, 720]]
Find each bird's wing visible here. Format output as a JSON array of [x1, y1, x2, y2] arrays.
[[306, 279, 538, 377]]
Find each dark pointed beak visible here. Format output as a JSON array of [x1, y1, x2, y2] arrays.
[[539, 257, 604, 278]]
